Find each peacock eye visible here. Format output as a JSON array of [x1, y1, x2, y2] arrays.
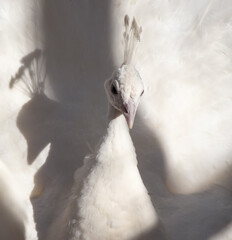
[[111, 85, 118, 95], [140, 90, 144, 96]]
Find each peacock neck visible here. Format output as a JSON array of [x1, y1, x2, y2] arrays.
[[97, 104, 136, 162], [107, 104, 129, 134]]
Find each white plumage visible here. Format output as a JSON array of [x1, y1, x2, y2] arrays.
[[0, 146, 49, 240], [48, 106, 158, 240], [111, 0, 232, 194], [46, 18, 162, 240]]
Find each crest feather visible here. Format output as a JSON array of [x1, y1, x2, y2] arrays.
[[123, 15, 142, 65]]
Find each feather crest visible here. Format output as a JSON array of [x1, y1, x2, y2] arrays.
[[123, 15, 142, 65]]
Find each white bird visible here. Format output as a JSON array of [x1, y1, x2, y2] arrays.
[[2, 1, 232, 239], [46, 16, 163, 240]]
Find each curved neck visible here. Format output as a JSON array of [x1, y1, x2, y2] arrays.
[[96, 104, 135, 162], [107, 104, 123, 124], [107, 104, 129, 134]]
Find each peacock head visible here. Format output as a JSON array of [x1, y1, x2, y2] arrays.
[[104, 15, 143, 129], [104, 64, 144, 129]]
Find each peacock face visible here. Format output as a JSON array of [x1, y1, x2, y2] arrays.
[[104, 64, 144, 129]]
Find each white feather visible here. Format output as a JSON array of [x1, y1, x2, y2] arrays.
[[46, 114, 159, 240]]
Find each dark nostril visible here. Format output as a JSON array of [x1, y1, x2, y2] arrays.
[[122, 104, 128, 114]]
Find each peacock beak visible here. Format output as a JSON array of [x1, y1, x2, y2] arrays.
[[122, 100, 137, 129]]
